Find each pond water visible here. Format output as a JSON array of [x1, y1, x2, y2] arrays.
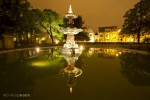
[[0, 47, 150, 100]]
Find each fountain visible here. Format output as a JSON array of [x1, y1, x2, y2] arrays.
[[60, 4, 83, 93], [61, 5, 83, 55]]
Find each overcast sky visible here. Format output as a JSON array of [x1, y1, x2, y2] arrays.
[[28, 0, 139, 32]]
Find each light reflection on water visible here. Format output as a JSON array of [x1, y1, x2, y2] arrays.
[[0, 47, 150, 100]]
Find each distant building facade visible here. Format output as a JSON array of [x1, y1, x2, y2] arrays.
[[97, 26, 120, 42], [82, 26, 95, 42], [97, 26, 150, 43]]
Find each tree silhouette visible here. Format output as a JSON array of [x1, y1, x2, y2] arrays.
[[121, 0, 150, 43], [120, 52, 150, 86], [0, 0, 31, 36]]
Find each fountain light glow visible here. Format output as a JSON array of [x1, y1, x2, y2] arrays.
[[36, 47, 40, 52], [55, 40, 59, 44], [79, 46, 84, 50]]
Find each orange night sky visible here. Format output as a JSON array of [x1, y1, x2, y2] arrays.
[[28, 0, 139, 32]]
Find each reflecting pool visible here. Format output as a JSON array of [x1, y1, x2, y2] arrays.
[[0, 47, 150, 100]]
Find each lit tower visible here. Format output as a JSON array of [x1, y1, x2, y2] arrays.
[[61, 5, 83, 54]]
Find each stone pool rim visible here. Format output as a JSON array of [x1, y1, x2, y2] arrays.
[[0, 45, 149, 55]]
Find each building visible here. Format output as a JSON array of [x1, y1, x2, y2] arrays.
[[97, 26, 150, 43], [98, 26, 120, 42], [82, 26, 95, 42]]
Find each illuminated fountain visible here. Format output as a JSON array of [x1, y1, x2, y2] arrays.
[[59, 54, 82, 93], [60, 4, 83, 93], [61, 5, 83, 54]]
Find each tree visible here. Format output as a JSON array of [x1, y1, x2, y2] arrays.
[[43, 9, 63, 43], [29, 9, 63, 43], [0, 0, 31, 37], [15, 9, 43, 44], [73, 16, 89, 41], [18, 9, 42, 34], [73, 15, 84, 28], [121, 0, 150, 43], [75, 32, 90, 41]]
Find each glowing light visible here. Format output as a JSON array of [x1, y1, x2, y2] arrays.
[[117, 29, 121, 33], [13, 37, 16, 41], [90, 37, 95, 42], [42, 37, 45, 40], [131, 38, 134, 42], [36, 47, 40, 52], [55, 40, 59, 44], [36, 38, 39, 41], [119, 52, 122, 54], [70, 87, 73, 93], [80, 46, 84, 50], [116, 54, 119, 57], [107, 35, 110, 39], [31, 61, 50, 67], [28, 33, 31, 38]]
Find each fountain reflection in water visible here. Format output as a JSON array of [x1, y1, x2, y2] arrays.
[[59, 53, 82, 93], [60, 5, 83, 93]]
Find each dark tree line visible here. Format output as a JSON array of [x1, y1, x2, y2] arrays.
[[0, 0, 64, 43], [0, 0, 89, 43], [0, 0, 31, 36]]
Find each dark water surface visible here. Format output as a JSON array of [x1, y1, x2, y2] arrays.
[[0, 47, 150, 100]]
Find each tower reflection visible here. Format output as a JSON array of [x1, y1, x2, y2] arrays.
[[59, 54, 82, 93]]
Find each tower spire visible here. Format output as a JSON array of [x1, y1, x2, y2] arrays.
[[68, 5, 73, 13]]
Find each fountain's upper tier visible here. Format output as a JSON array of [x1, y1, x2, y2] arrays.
[[64, 5, 78, 19]]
